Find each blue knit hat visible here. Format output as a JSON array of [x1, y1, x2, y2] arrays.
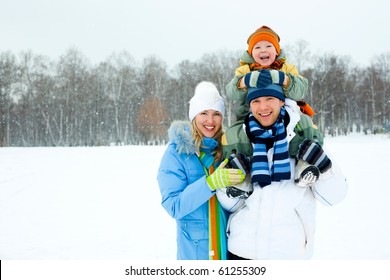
[[246, 84, 285, 105]]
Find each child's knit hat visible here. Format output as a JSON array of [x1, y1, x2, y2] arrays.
[[188, 81, 225, 121], [247, 25, 281, 56]]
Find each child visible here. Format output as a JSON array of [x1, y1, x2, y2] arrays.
[[226, 25, 313, 120], [224, 25, 327, 189]]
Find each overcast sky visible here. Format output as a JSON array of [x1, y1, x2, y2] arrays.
[[1, 0, 389, 67]]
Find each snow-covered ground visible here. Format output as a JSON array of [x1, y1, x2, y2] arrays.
[[1, 133, 389, 260]]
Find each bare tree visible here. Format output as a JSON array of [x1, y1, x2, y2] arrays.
[[96, 51, 139, 145], [0, 52, 18, 146], [308, 53, 350, 135], [370, 52, 390, 132], [137, 56, 170, 143], [136, 97, 169, 145], [196, 50, 241, 127], [284, 39, 312, 71]]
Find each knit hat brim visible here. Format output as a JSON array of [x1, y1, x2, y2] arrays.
[[247, 84, 285, 105]]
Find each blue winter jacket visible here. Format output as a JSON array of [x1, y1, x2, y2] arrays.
[[157, 121, 216, 260]]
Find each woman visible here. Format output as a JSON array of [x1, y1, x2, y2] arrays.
[[157, 81, 244, 260]]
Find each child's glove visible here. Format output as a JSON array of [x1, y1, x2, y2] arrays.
[[244, 69, 285, 88], [269, 69, 285, 85], [206, 159, 245, 191], [297, 139, 332, 173]]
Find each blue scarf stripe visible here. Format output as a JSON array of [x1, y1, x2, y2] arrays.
[[248, 108, 291, 187], [252, 156, 269, 165], [252, 174, 271, 186], [253, 151, 268, 159], [274, 137, 288, 146], [275, 157, 291, 164], [253, 155, 267, 161], [252, 171, 271, 177], [273, 158, 290, 166], [273, 151, 290, 160], [272, 164, 291, 173], [253, 147, 267, 153], [199, 137, 218, 169], [271, 172, 291, 181], [252, 162, 269, 170]]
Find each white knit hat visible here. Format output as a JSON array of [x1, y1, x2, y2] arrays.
[[188, 81, 225, 121]]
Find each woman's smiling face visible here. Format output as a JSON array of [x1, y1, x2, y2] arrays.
[[194, 109, 223, 138]]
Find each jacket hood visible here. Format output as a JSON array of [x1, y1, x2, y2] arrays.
[[168, 121, 197, 156]]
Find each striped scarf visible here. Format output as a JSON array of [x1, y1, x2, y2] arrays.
[[248, 107, 291, 187], [198, 138, 227, 260]]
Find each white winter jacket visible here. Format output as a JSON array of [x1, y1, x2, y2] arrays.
[[217, 99, 348, 259]]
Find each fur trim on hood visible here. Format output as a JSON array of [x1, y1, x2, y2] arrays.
[[168, 121, 197, 156]]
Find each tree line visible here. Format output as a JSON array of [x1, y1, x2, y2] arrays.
[[1, 44, 389, 147]]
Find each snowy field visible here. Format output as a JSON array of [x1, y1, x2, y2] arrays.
[[1, 133, 390, 260]]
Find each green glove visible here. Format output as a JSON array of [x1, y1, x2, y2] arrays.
[[206, 159, 245, 190]]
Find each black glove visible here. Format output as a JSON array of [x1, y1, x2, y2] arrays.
[[244, 69, 285, 88], [226, 177, 253, 199], [225, 153, 253, 199], [298, 139, 332, 173], [226, 153, 251, 176]]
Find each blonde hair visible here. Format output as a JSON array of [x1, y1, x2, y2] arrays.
[[191, 120, 223, 163]]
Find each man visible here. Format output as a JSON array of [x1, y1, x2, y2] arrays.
[[217, 84, 348, 260]]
